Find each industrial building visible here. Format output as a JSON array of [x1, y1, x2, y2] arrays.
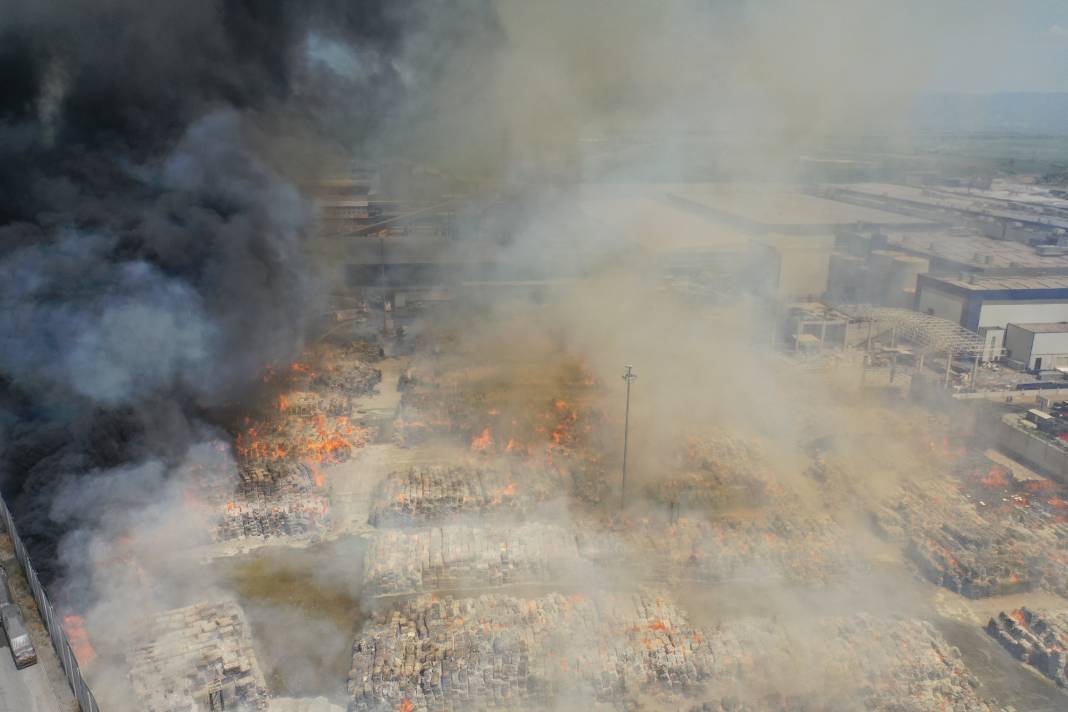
[[821, 183, 1068, 242], [1003, 322, 1068, 371], [836, 228, 1068, 277], [914, 274, 1068, 361]]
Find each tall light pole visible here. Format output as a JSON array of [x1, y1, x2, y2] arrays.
[[621, 365, 637, 509]]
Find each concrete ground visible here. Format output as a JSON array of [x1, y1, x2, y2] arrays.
[[0, 647, 69, 712], [0, 527, 77, 712]]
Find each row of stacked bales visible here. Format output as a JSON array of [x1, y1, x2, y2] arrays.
[[575, 513, 856, 587], [367, 464, 565, 527], [214, 462, 331, 543], [871, 456, 1068, 598], [347, 592, 1002, 712], [986, 607, 1068, 688], [363, 523, 582, 596], [128, 602, 269, 712]]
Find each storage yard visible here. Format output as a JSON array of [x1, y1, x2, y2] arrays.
[[60, 307, 1068, 712], [12, 4, 1068, 712]]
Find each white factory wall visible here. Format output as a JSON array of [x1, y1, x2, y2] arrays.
[[1030, 331, 1068, 370], [1003, 327, 1068, 370], [978, 300, 1068, 329], [980, 327, 1004, 362], [916, 286, 965, 324], [760, 236, 833, 301]]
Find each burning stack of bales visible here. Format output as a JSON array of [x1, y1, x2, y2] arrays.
[[235, 340, 384, 468], [212, 462, 331, 544], [128, 601, 269, 712], [367, 464, 566, 527], [986, 608, 1068, 688], [874, 481, 1033, 598], [347, 590, 739, 711], [873, 456, 1068, 598], [347, 591, 1001, 712], [647, 430, 785, 511]]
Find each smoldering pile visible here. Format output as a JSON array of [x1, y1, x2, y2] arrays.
[[367, 465, 566, 527], [291, 341, 384, 396], [215, 462, 331, 544], [576, 513, 856, 586], [874, 482, 1033, 598], [347, 591, 1002, 712], [872, 457, 1068, 598], [127, 601, 269, 712], [392, 370, 603, 459], [363, 523, 582, 596], [986, 607, 1068, 688], [179, 452, 331, 548]]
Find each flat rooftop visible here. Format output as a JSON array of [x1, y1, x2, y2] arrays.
[[1009, 322, 1068, 334], [667, 185, 935, 231], [835, 183, 1068, 230], [923, 274, 1068, 291], [885, 230, 1068, 271]]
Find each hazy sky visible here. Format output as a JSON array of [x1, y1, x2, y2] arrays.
[[906, 1, 1068, 93]]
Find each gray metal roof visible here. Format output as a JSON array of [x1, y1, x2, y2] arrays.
[[1008, 322, 1068, 334], [887, 231, 1068, 271], [924, 274, 1068, 291]]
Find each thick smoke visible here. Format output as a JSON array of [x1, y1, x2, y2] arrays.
[[0, 0, 494, 575], [0, 1, 1045, 710]]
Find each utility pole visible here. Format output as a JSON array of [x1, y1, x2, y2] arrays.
[[621, 365, 637, 509]]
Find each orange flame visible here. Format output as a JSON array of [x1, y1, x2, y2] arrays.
[[63, 615, 97, 666], [981, 465, 1010, 489], [471, 427, 493, 452]]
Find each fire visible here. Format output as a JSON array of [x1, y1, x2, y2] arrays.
[[980, 466, 1010, 489], [226, 501, 236, 511], [278, 394, 289, 412], [398, 699, 414, 712], [310, 463, 326, 488], [63, 615, 97, 666], [471, 427, 493, 452]]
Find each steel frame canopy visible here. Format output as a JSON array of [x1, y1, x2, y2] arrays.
[[834, 305, 986, 356]]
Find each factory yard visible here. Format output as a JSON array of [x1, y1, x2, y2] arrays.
[[55, 303, 1068, 712]]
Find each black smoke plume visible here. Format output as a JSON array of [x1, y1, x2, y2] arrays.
[[0, 0, 495, 583]]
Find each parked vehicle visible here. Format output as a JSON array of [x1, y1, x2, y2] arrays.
[[0, 567, 37, 668]]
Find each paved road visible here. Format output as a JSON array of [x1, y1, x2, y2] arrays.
[[0, 639, 65, 712]]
